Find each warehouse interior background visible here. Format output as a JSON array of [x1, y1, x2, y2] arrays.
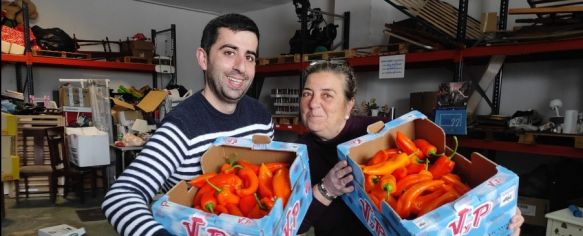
[[1, 0, 582, 235]]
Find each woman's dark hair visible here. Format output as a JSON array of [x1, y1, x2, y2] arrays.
[[200, 13, 260, 55], [302, 61, 358, 100]]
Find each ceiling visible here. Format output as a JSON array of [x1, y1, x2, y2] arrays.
[[136, 0, 292, 15]]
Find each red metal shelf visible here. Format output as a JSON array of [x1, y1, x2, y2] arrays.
[[1, 53, 154, 72], [448, 136, 583, 159], [256, 37, 583, 76], [274, 124, 308, 135]]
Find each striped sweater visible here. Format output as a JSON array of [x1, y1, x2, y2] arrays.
[[102, 91, 273, 236]]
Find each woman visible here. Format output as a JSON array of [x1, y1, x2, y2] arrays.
[[296, 61, 524, 235]]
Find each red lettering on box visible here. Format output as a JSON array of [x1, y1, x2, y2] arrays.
[[283, 201, 301, 236], [448, 201, 493, 235], [182, 216, 205, 236]]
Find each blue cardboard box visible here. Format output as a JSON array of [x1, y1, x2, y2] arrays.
[[337, 110, 519, 235], [152, 136, 312, 236]]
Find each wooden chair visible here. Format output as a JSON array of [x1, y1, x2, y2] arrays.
[[45, 126, 108, 203], [15, 127, 56, 204]]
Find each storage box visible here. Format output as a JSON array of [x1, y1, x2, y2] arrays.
[[59, 86, 90, 107], [121, 40, 154, 59], [1, 155, 19, 181], [545, 206, 583, 236], [337, 110, 519, 235], [65, 127, 110, 167], [518, 196, 550, 226], [2, 112, 17, 136], [409, 91, 438, 118], [151, 136, 312, 236], [37, 224, 86, 236]]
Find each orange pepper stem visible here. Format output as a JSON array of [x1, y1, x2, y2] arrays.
[[254, 193, 267, 210], [447, 136, 459, 160], [206, 177, 223, 193]]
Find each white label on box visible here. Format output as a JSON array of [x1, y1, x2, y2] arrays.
[[499, 186, 516, 207], [517, 203, 536, 217]]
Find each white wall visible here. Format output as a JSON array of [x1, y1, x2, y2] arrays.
[[2, 0, 581, 119], [248, 0, 582, 118], [2, 0, 215, 97]]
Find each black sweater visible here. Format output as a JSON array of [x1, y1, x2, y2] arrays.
[[297, 115, 389, 236]]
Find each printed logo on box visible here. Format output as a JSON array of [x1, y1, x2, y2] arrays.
[[282, 201, 301, 236], [447, 201, 493, 236], [359, 198, 387, 236]]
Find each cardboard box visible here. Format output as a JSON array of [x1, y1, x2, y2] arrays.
[[337, 110, 519, 236], [2, 112, 17, 136], [518, 196, 550, 226], [38, 224, 86, 236], [121, 40, 154, 59], [151, 136, 312, 236], [481, 12, 498, 33], [59, 86, 90, 107], [1, 155, 19, 181], [136, 90, 167, 113], [545, 206, 583, 236], [409, 91, 438, 118], [65, 127, 110, 167]]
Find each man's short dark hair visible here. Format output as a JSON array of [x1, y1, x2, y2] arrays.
[[200, 13, 260, 56]]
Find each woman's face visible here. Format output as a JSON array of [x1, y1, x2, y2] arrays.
[[300, 71, 355, 141]]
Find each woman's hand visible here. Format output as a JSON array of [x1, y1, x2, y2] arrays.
[[322, 160, 355, 197], [509, 207, 524, 236]]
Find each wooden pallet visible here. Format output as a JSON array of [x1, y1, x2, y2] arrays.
[[32, 50, 91, 59], [469, 126, 583, 149], [272, 115, 300, 125], [518, 132, 583, 149], [303, 49, 356, 61], [258, 54, 301, 65], [120, 56, 152, 64], [352, 43, 409, 56]]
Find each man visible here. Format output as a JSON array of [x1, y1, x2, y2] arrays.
[[102, 13, 273, 236]]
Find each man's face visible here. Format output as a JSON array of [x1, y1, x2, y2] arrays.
[[202, 28, 258, 104]]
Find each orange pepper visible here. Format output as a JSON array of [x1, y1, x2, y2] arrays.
[[238, 160, 259, 175], [208, 173, 243, 190], [392, 167, 408, 181], [206, 178, 240, 206], [238, 194, 257, 216], [261, 197, 275, 211], [364, 174, 380, 193], [395, 170, 433, 197], [414, 138, 440, 158], [237, 167, 259, 196], [366, 148, 400, 166], [247, 204, 268, 219], [411, 186, 447, 214], [220, 161, 242, 174], [429, 136, 458, 179], [362, 152, 413, 176], [441, 173, 470, 194], [214, 204, 228, 215], [226, 204, 244, 217], [418, 188, 460, 216], [258, 163, 274, 199], [395, 131, 419, 155], [406, 158, 428, 175], [368, 192, 382, 210], [192, 184, 213, 208], [396, 180, 444, 219], [272, 167, 291, 207], [265, 162, 290, 173], [201, 190, 217, 214], [380, 174, 397, 194], [190, 173, 217, 188]]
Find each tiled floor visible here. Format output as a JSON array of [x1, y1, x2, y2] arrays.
[[2, 191, 116, 236]]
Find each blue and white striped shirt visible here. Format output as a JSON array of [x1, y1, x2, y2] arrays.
[[102, 91, 273, 236]]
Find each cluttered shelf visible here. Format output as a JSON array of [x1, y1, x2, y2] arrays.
[[256, 37, 583, 76], [1, 52, 155, 72], [447, 126, 583, 159]]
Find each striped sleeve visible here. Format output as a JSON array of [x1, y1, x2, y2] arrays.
[[101, 121, 273, 236]]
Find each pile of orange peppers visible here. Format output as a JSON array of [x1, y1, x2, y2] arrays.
[[189, 159, 292, 219], [361, 131, 470, 219]]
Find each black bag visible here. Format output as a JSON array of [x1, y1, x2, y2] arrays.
[[31, 25, 79, 52]]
